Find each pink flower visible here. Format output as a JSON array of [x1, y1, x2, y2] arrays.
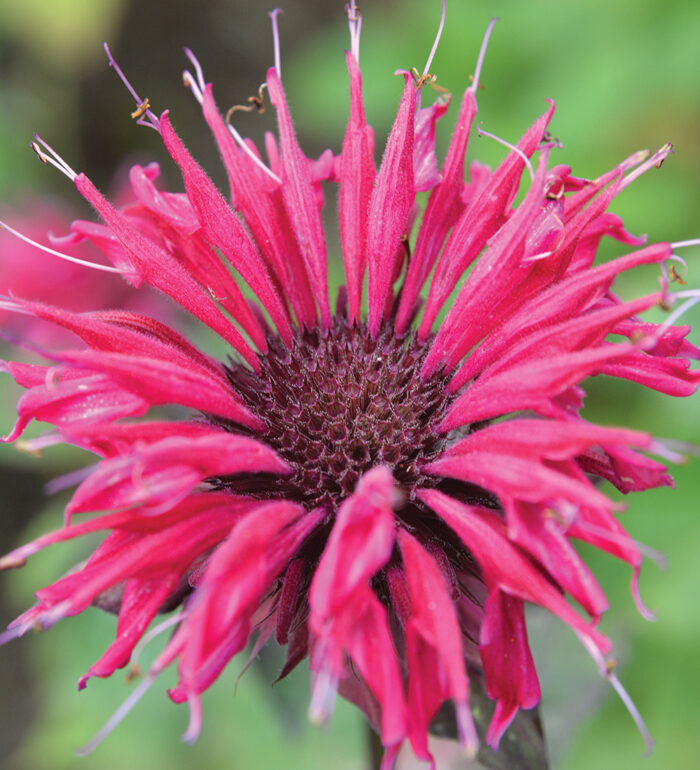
[[1, 6, 699, 767]]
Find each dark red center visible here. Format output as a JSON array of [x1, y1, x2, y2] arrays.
[[220, 318, 453, 513]]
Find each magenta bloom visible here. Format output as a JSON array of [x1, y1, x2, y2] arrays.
[[1, 9, 698, 767]]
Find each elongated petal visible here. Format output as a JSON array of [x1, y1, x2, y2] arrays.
[[267, 68, 331, 326], [338, 51, 376, 323], [479, 590, 540, 748], [418, 488, 611, 654], [74, 173, 260, 369], [159, 113, 292, 344], [367, 73, 417, 337]]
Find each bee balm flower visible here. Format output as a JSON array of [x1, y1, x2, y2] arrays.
[[1, 5, 698, 767]]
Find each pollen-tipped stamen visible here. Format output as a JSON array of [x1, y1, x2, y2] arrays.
[[104, 42, 161, 132], [31, 135, 78, 181]]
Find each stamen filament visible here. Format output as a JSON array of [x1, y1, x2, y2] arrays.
[[31, 135, 78, 181], [181, 694, 203, 744], [0, 219, 127, 275], [422, 0, 447, 78], [183, 47, 206, 92], [45, 464, 97, 495], [576, 632, 655, 757], [182, 71, 204, 105], [130, 610, 186, 670], [656, 295, 700, 333], [671, 237, 700, 249], [620, 143, 673, 191], [226, 122, 282, 184], [476, 123, 535, 181], [269, 8, 283, 79], [76, 674, 158, 756], [347, 1, 362, 63], [469, 17, 499, 96]]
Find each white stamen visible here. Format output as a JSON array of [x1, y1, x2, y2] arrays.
[[0, 624, 24, 647], [609, 672, 655, 757], [103, 42, 161, 132], [181, 694, 203, 744], [454, 701, 480, 761], [469, 17, 498, 97], [45, 464, 97, 495], [347, 1, 362, 63], [620, 143, 673, 192], [269, 8, 283, 79], [183, 47, 206, 92], [576, 632, 655, 757], [648, 438, 689, 465], [182, 71, 204, 105], [671, 237, 700, 249], [522, 250, 554, 262], [654, 436, 700, 459], [0, 297, 32, 316], [130, 611, 186, 669], [656, 295, 700, 333], [422, 0, 447, 78], [226, 122, 282, 184], [619, 149, 651, 173], [0, 219, 127, 274], [16, 431, 63, 454], [476, 123, 535, 182], [75, 673, 157, 756], [308, 667, 339, 725], [31, 135, 77, 181], [570, 519, 668, 570]]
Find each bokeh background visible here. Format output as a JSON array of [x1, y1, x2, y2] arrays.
[[0, 1, 698, 768]]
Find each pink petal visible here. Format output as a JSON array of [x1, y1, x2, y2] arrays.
[[479, 590, 540, 749], [74, 173, 260, 370], [366, 72, 417, 337], [267, 68, 331, 326], [159, 112, 292, 345], [338, 51, 376, 323], [417, 489, 611, 654]]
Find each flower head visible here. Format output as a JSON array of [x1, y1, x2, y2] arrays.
[[1, 5, 699, 767]]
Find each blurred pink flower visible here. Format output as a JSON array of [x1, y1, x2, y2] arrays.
[[1, 7, 698, 768]]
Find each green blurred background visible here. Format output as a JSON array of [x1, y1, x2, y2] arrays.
[[0, 1, 698, 768]]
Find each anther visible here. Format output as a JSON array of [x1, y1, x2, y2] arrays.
[[668, 264, 686, 285], [410, 67, 437, 90], [130, 99, 151, 120]]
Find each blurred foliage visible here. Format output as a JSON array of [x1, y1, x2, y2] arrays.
[[0, 1, 699, 769]]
